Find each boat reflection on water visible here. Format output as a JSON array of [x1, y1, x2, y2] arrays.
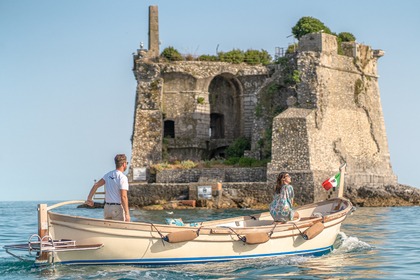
[[291, 207, 391, 279]]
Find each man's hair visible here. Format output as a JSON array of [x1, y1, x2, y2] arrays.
[[114, 154, 127, 168]]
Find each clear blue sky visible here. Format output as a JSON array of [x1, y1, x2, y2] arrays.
[[1, 0, 419, 201]]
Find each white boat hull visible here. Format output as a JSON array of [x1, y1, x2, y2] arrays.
[[44, 198, 352, 265]]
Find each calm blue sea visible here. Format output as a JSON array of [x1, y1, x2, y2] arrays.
[[1, 201, 419, 279]]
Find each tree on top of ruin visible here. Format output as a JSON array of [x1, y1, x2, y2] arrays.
[[291, 16, 332, 40]]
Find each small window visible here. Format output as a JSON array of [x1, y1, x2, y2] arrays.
[[164, 120, 175, 138], [210, 113, 224, 139]]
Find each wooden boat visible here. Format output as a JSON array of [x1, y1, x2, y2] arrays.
[[4, 167, 354, 266]]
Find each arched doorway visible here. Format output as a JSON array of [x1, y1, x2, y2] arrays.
[[208, 74, 242, 140]]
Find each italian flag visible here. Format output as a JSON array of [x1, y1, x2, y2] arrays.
[[322, 172, 341, 191]]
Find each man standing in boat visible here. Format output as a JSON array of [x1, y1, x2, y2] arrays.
[[85, 154, 130, 222]]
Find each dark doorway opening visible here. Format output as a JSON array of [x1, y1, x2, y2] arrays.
[[164, 120, 175, 138], [210, 113, 224, 139]]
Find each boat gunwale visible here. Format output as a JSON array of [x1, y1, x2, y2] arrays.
[[47, 198, 352, 236]]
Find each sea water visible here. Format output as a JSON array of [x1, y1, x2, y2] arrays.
[[1, 201, 419, 279]]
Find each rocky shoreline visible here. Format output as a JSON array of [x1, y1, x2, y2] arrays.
[[79, 183, 420, 210], [345, 184, 420, 207]]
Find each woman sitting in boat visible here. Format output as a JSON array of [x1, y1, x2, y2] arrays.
[[269, 172, 296, 222]]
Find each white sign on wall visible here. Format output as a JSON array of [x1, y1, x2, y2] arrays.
[[197, 186, 212, 199], [133, 167, 147, 181]]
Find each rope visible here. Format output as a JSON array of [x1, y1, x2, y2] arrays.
[[226, 227, 246, 242], [149, 223, 167, 246], [269, 222, 279, 237], [291, 222, 308, 240]]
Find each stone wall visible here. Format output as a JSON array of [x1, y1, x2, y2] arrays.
[[127, 181, 420, 209], [128, 181, 273, 208], [155, 167, 267, 183], [130, 57, 269, 179], [267, 33, 397, 202]]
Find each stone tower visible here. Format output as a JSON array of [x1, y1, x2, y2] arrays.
[[129, 6, 397, 205], [267, 33, 397, 202], [148, 5, 159, 58]]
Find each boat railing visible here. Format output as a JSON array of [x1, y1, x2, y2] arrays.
[[47, 200, 86, 211]]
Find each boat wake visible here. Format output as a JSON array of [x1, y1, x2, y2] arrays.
[[333, 231, 372, 254]]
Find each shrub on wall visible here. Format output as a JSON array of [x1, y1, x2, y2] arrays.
[[244, 49, 261, 65], [224, 157, 241, 165], [180, 160, 197, 169], [292, 16, 332, 40], [161, 46, 183, 61], [238, 157, 255, 167], [198, 54, 218, 61], [338, 32, 356, 42], [225, 136, 251, 158], [244, 49, 272, 65], [218, 49, 245, 64], [258, 50, 272, 65], [197, 97, 205, 104], [286, 43, 298, 54]]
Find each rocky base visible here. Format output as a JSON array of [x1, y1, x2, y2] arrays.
[[81, 184, 420, 210], [345, 184, 420, 207], [77, 202, 104, 209], [140, 184, 420, 210]]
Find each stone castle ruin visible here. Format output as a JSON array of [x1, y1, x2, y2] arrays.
[[128, 6, 398, 206]]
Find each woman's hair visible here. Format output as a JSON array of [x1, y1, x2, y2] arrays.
[[274, 172, 288, 193]]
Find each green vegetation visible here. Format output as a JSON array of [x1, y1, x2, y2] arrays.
[[198, 54, 218, 61], [292, 17, 357, 55], [355, 78, 364, 95], [150, 156, 267, 173], [291, 16, 332, 39], [338, 32, 356, 42], [197, 97, 205, 104], [161, 46, 272, 65], [162, 137, 170, 161], [218, 49, 272, 65], [254, 55, 300, 160], [218, 49, 245, 64], [150, 80, 160, 90], [336, 32, 356, 55], [224, 157, 241, 165], [160, 46, 183, 61], [244, 49, 272, 65], [225, 136, 251, 158], [257, 127, 273, 159], [286, 43, 298, 54], [161, 17, 357, 64], [180, 160, 197, 169], [354, 78, 365, 107]]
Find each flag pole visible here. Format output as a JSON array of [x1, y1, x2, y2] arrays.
[[338, 163, 347, 198]]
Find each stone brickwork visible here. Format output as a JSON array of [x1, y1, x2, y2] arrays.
[[128, 182, 273, 208], [267, 33, 397, 202], [129, 50, 163, 177], [148, 6, 159, 58], [127, 7, 400, 208], [155, 167, 267, 183], [130, 57, 268, 176]]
